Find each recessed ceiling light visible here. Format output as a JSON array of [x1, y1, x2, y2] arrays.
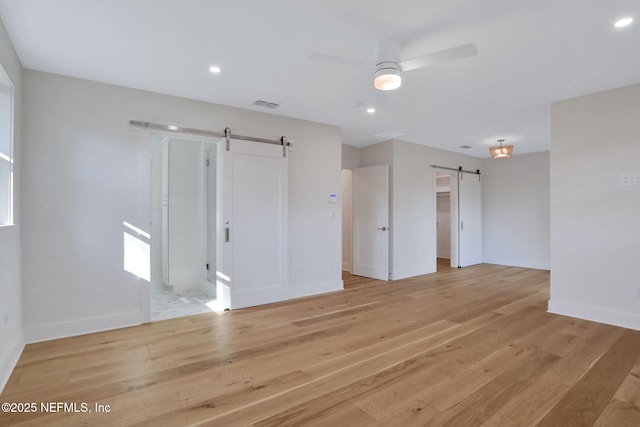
[[367, 107, 376, 114], [168, 125, 178, 131], [209, 65, 221, 73], [615, 17, 633, 28]]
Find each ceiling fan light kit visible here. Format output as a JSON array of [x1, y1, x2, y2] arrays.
[[489, 139, 513, 158], [374, 62, 402, 90], [312, 40, 477, 92]]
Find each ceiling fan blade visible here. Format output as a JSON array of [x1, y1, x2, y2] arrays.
[[309, 52, 371, 68], [399, 43, 478, 72]]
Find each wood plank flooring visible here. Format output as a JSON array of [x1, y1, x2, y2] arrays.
[[2, 264, 640, 426]]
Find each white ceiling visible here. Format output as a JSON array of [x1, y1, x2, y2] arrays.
[[0, 0, 638, 157]]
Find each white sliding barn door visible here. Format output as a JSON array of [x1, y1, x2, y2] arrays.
[[219, 139, 288, 310], [352, 165, 389, 281], [458, 171, 482, 267]]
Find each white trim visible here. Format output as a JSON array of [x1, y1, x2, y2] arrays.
[[391, 265, 435, 281], [548, 299, 640, 331], [342, 262, 352, 272], [0, 63, 14, 226], [0, 335, 24, 393], [288, 280, 343, 299], [483, 257, 550, 270], [25, 311, 143, 344], [230, 287, 289, 310]]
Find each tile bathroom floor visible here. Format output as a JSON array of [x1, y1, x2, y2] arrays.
[[151, 285, 216, 321]]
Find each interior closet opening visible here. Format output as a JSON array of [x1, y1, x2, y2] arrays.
[[433, 165, 482, 270], [434, 170, 459, 270], [436, 174, 451, 271], [150, 134, 221, 321]]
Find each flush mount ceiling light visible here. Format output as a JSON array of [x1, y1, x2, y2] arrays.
[[615, 17, 633, 28], [209, 65, 221, 73], [366, 107, 376, 114], [489, 139, 513, 158], [374, 62, 402, 91]]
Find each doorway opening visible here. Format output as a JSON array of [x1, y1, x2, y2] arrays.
[[341, 168, 371, 289], [436, 174, 452, 271], [150, 135, 220, 321], [433, 167, 483, 270], [341, 169, 353, 274], [434, 170, 459, 270]]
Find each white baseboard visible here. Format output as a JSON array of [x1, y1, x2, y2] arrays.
[[548, 299, 640, 331], [483, 257, 550, 270], [391, 265, 435, 281], [0, 335, 24, 393], [289, 280, 344, 299], [25, 311, 143, 344]]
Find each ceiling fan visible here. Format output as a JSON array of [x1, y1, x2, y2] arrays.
[[310, 40, 478, 91]]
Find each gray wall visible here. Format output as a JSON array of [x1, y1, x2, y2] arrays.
[[22, 70, 343, 342], [342, 143, 362, 170], [549, 82, 640, 330], [389, 140, 481, 278], [348, 140, 551, 277], [482, 152, 550, 269], [359, 139, 482, 279]]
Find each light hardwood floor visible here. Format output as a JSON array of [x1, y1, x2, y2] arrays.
[[2, 264, 640, 426]]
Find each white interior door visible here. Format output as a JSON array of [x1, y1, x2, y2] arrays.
[[458, 171, 482, 267], [352, 164, 389, 281], [219, 139, 288, 310]]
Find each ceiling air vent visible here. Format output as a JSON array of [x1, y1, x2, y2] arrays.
[[253, 100, 279, 109], [374, 130, 404, 139]]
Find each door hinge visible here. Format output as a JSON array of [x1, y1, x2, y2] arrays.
[[205, 159, 210, 167], [206, 263, 210, 270]]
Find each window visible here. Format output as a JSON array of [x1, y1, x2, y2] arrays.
[[0, 65, 13, 226]]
